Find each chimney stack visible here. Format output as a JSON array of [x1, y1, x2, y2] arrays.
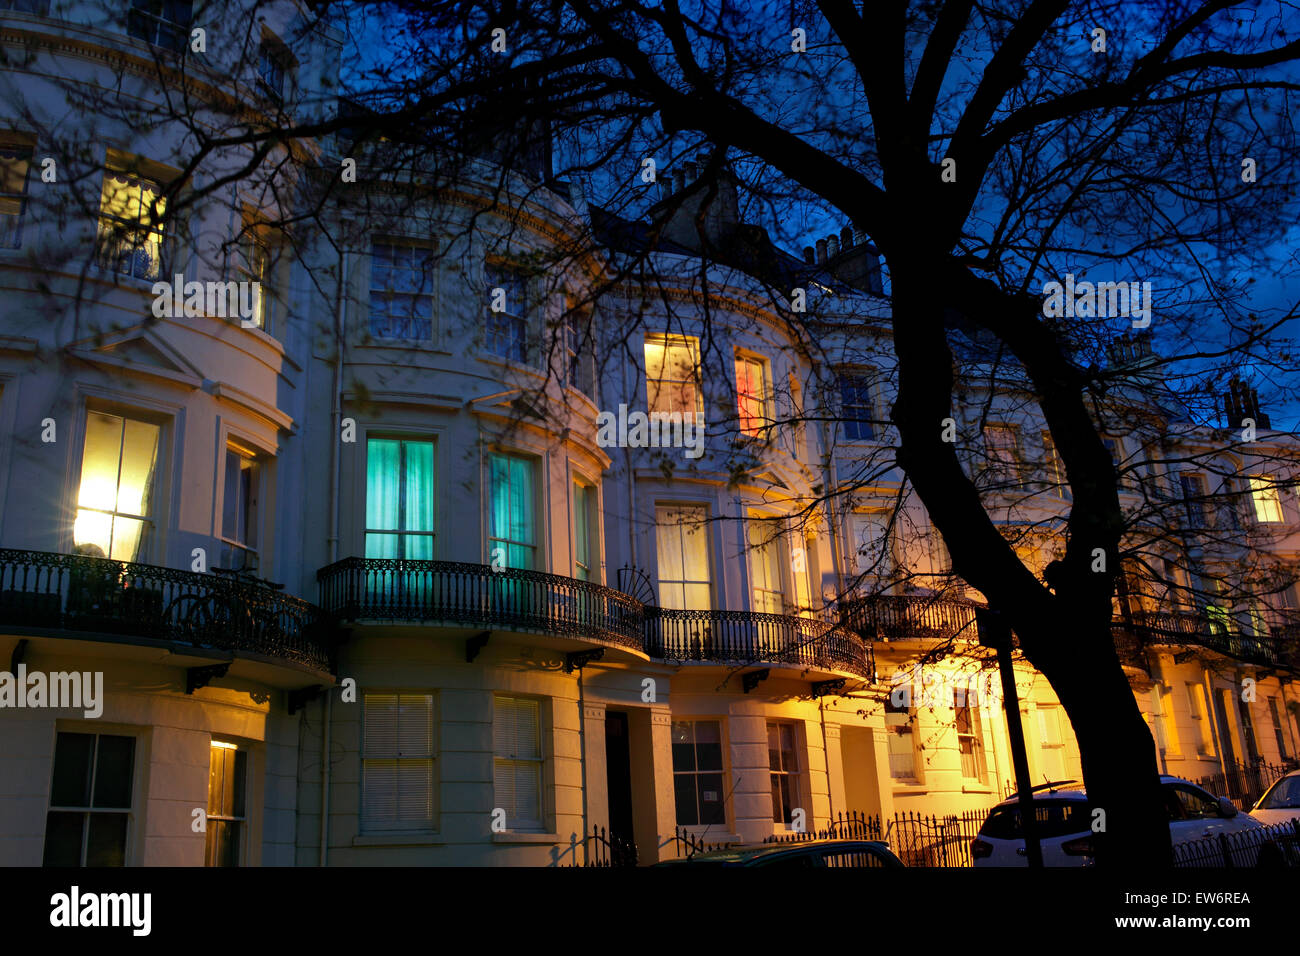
[[815, 238, 828, 264], [1224, 376, 1271, 429], [826, 235, 839, 259], [803, 246, 815, 264]]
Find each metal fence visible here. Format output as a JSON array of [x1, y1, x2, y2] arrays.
[[761, 809, 990, 867], [1193, 759, 1295, 810], [1173, 819, 1300, 868]]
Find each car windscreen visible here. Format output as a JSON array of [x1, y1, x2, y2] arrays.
[[1257, 775, 1300, 810], [980, 799, 1092, 840]]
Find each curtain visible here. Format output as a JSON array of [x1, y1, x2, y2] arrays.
[[365, 439, 400, 558]]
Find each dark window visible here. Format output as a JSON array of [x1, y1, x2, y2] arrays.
[[485, 266, 529, 362], [127, 0, 193, 53], [671, 720, 725, 827], [839, 376, 874, 441], [2, 0, 53, 14], [43, 733, 135, 867], [258, 41, 292, 101], [369, 242, 435, 341]]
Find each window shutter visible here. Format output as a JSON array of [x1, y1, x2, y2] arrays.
[[363, 694, 435, 830]]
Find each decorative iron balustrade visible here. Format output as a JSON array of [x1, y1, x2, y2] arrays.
[[0, 548, 333, 672], [1118, 610, 1283, 667], [318, 557, 874, 676], [645, 606, 874, 678], [316, 557, 645, 652], [838, 593, 981, 642]]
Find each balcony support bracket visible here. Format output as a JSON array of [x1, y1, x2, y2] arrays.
[[810, 678, 846, 698], [466, 631, 491, 663], [564, 648, 604, 674], [186, 663, 231, 695], [742, 669, 770, 694]]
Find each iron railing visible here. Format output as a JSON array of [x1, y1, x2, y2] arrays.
[[1193, 759, 1297, 810], [1119, 610, 1283, 667], [0, 548, 333, 672], [646, 606, 874, 678], [1173, 819, 1300, 868], [838, 594, 980, 642], [317, 557, 645, 652], [763, 808, 991, 867]]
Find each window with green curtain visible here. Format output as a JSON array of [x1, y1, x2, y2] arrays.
[[365, 438, 435, 558], [489, 453, 535, 570], [573, 482, 590, 580]]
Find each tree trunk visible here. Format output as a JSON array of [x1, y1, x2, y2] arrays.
[[1024, 619, 1173, 867]]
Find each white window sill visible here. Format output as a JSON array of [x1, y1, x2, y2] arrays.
[[352, 832, 443, 847], [891, 783, 929, 795], [961, 783, 995, 794], [492, 831, 560, 844]]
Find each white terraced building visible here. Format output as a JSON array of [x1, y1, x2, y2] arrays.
[[0, 0, 1297, 866]]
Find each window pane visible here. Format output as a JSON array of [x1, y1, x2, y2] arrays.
[[85, 814, 128, 866], [695, 721, 723, 771], [697, 774, 725, 824], [405, 442, 435, 533], [50, 733, 95, 807], [366, 439, 400, 532], [673, 774, 698, 826], [42, 812, 84, 866], [92, 735, 135, 809]]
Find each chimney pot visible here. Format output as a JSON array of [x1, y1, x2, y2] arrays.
[[803, 246, 815, 264], [815, 238, 828, 264], [840, 225, 854, 249], [827, 235, 840, 258]]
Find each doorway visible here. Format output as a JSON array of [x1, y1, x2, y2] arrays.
[[604, 711, 634, 843]]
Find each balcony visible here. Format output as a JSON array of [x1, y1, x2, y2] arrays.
[[645, 607, 874, 679], [317, 558, 875, 677], [838, 593, 980, 643], [0, 548, 334, 675], [1117, 610, 1287, 669], [317, 558, 646, 654]]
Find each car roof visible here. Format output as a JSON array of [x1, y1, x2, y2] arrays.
[[992, 775, 1203, 808], [672, 839, 894, 863]]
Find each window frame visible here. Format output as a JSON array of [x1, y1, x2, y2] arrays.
[[493, 694, 547, 832], [204, 740, 248, 867], [483, 263, 532, 364], [127, 0, 193, 53], [654, 503, 712, 611], [644, 333, 703, 417], [43, 730, 138, 867], [1249, 476, 1285, 524], [0, 136, 34, 250], [219, 441, 261, 572], [953, 691, 985, 781], [94, 161, 172, 282], [838, 371, 876, 442], [73, 407, 164, 563], [360, 692, 438, 834], [766, 720, 803, 827], [734, 350, 773, 438], [256, 35, 295, 103], [368, 239, 438, 343], [982, 423, 1021, 483], [364, 436, 437, 560], [670, 718, 728, 829], [488, 451, 538, 571]]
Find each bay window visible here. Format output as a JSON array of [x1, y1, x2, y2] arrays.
[[644, 334, 702, 416], [489, 453, 535, 571], [205, 742, 247, 866], [43, 732, 135, 866], [96, 166, 167, 281], [734, 353, 771, 436]]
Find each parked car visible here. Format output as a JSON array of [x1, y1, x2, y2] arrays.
[[657, 839, 904, 868], [1250, 769, 1300, 826], [970, 775, 1263, 866]]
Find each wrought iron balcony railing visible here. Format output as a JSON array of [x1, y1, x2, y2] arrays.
[[646, 606, 874, 678], [318, 557, 873, 676], [317, 557, 646, 653], [1117, 610, 1285, 668], [838, 593, 981, 642], [0, 548, 333, 673]]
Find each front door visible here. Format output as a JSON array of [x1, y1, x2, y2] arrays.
[[605, 711, 634, 843]]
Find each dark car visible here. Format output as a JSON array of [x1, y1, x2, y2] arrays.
[[656, 839, 904, 868]]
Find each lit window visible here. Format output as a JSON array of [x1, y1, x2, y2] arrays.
[[74, 411, 161, 562], [494, 695, 543, 831], [43, 733, 135, 866], [205, 742, 247, 866], [238, 227, 276, 333], [839, 374, 875, 441], [1035, 704, 1068, 781], [1186, 683, 1214, 756], [127, 0, 192, 53], [220, 445, 259, 571], [734, 354, 770, 436], [362, 693, 436, 832], [1041, 432, 1071, 500], [644, 334, 702, 416], [0, 142, 32, 249], [748, 512, 783, 614], [96, 167, 167, 280], [365, 438, 435, 559], [655, 505, 710, 610], [767, 721, 800, 825], [489, 453, 535, 570], [1249, 477, 1284, 523], [370, 242, 435, 341], [672, 720, 726, 826], [485, 266, 529, 362]]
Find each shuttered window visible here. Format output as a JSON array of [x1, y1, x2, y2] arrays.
[[362, 693, 436, 831], [494, 695, 544, 831]]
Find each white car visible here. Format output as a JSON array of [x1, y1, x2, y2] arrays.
[[1250, 770, 1300, 826], [970, 775, 1263, 866]]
